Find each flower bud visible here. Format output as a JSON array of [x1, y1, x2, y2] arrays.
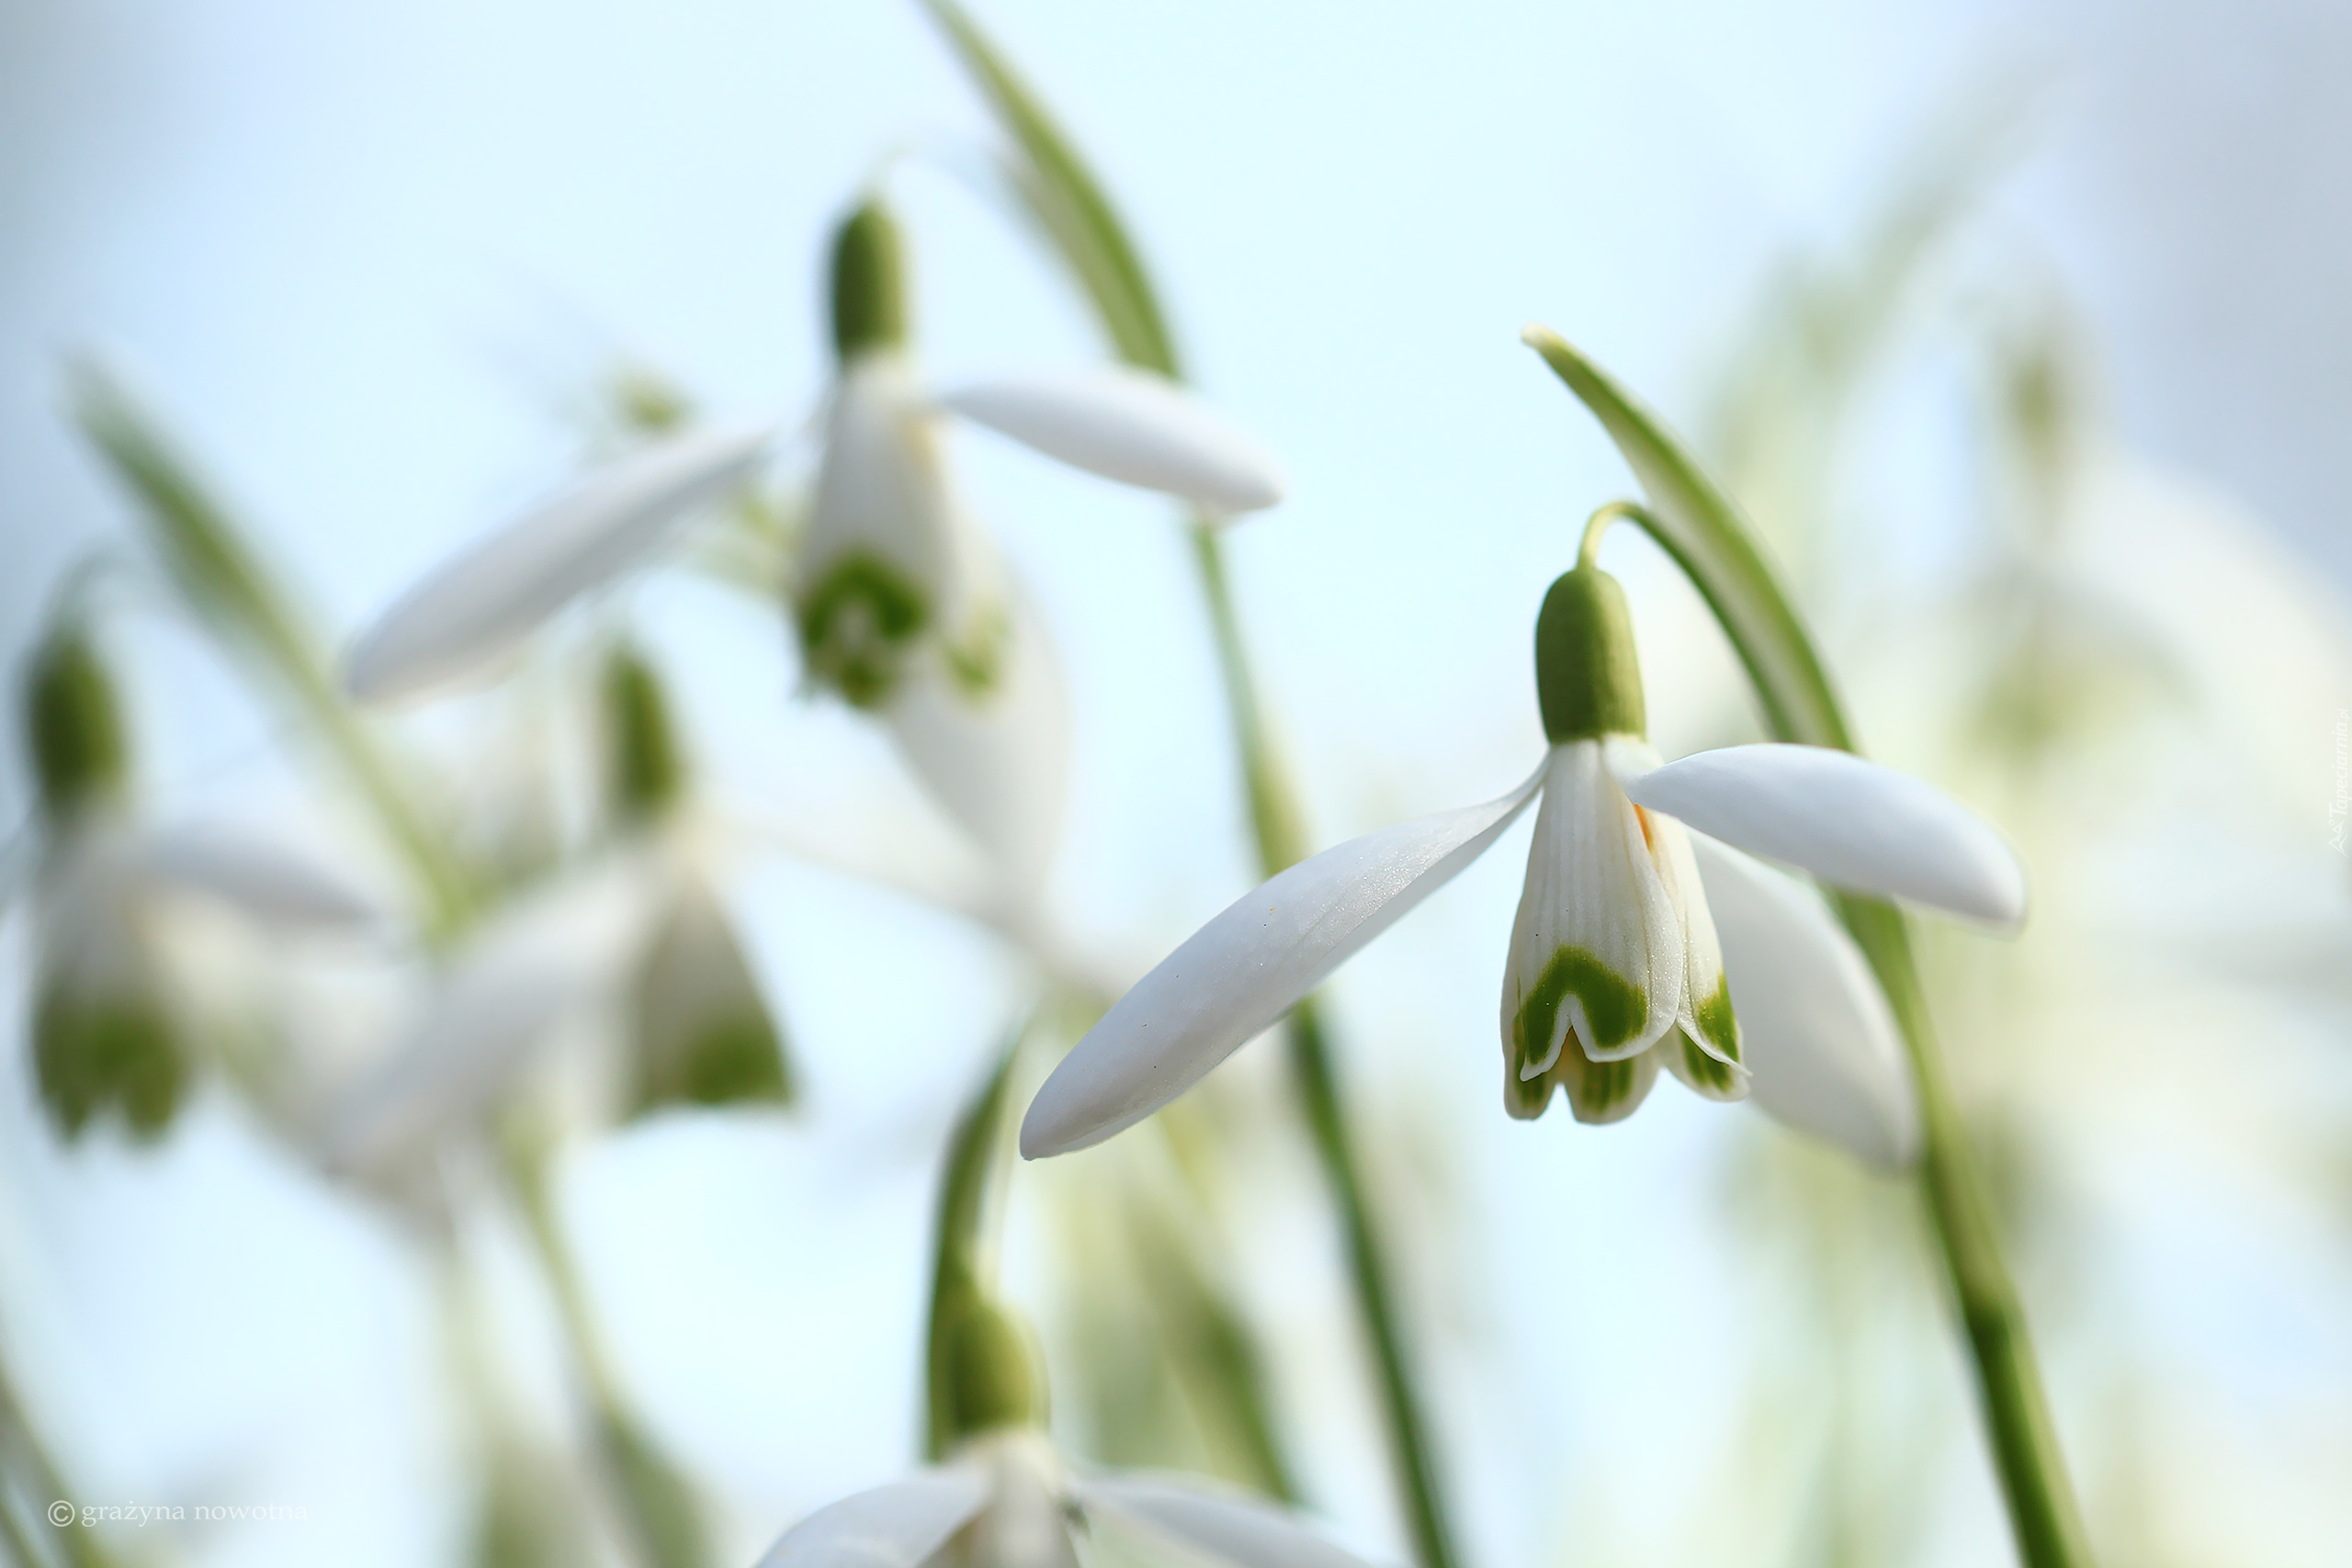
[[831, 200, 910, 366], [601, 646, 685, 824], [1532, 568, 1645, 743], [23, 628, 128, 821]]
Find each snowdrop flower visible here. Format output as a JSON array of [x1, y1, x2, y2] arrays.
[[761, 1295, 1379, 1568], [1021, 557, 2025, 1168], [317, 647, 791, 1184], [341, 196, 1281, 889], [20, 626, 379, 1140], [598, 644, 794, 1112]]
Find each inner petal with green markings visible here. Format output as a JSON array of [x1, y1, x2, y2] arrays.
[[1499, 739, 1682, 1121], [1499, 737, 1745, 1124]]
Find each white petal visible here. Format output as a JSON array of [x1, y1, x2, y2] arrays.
[[1621, 744, 2027, 925], [800, 356, 975, 610], [136, 821, 382, 931], [941, 367, 1285, 514], [754, 1467, 990, 1568], [320, 854, 663, 1173], [1077, 1474, 1382, 1568], [1500, 741, 1682, 1076], [1023, 761, 1547, 1158], [964, 1431, 1079, 1568], [882, 581, 1069, 894], [1690, 833, 1919, 1169], [346, 421, 776, 705]]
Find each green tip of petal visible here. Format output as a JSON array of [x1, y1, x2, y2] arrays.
[[36, 987, 187, 1142], [831, 200, 910, 364], [1677, 1033, 1742, 1099], [602, 646, 687, 823], [636, 1015, 795, 1113], [1691, 974, 1738, 1063], [1511, 944, 1647, 1077], [1559, 1050, 1654, 1124], [795, 550, 931, 708]]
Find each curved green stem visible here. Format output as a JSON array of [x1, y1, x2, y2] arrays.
[[1525, 324, 2093, 1568], [1577, 500, 1646, 571]]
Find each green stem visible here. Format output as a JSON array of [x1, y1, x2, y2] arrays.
[[1187, 521, 1462, 1568], [1832, 899, 2092, 1568], [0, 1350, 118, 1568], [509, 1156, 708, 1568]]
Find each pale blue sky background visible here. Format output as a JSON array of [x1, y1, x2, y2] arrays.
[[4, 3, 2349, 1567]]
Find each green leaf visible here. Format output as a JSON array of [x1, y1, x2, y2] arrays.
[[69, 363, 473, 935], [914, 0, 1181, 378], [1521, 325, 1852, 752]]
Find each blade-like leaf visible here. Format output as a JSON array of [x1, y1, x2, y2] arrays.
[[70, 364, 472, 933], [1521, 326, 1851, 751], [915, 0, 1180, 378]]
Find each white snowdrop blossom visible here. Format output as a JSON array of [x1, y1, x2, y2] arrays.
[[21, 626, 384, 1140], [758, 1430, 1378, 1568], [340, 198, 1281, 891], [1021, 564, 2022, 1168]]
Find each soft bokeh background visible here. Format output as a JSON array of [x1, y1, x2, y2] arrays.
[[4, 3, 2348, 1568]]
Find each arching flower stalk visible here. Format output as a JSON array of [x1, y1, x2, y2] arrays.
[[1021, 507, 2023, 1168], [340, 197, 1282, 896]]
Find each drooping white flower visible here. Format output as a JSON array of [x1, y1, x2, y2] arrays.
[[339, 197, 1280, 893], [21, 625, 387, 1140], [1020, 563, 2021, 1167], [758, 1429, 1379, 1568]]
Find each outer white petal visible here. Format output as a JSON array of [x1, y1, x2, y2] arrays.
[[882, 581, 1069, 894], [753, 1467, 990, 1568], [135, 821, 381, 931], [346, 421, 776, 705], [1076, 1474, 1382, 1568], [1690, 832, 1919, 1169], [1621, 743, 2027, 925], [320, 853, 663, 1174], [1022, 761, 1547, 1158], [941, 367, 1286, 513]]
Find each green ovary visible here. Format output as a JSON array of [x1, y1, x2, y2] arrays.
[[1510, 943, 1646, 1080], [796, 550, 929, 708]]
